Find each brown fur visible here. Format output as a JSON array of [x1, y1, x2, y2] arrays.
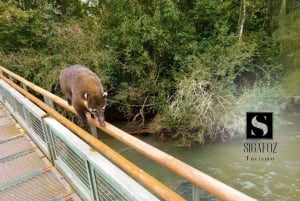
[[59, 64, 107, 127]]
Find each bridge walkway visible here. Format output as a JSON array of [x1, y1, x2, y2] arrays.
[[0, 102, 80, 201]]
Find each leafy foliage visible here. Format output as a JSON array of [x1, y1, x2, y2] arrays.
[[0, 0, 299, 146], [0, 2, 50, 52]]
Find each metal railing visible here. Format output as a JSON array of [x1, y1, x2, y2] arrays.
[[0, 79, 161, 201], [0, 65, 257, 201]]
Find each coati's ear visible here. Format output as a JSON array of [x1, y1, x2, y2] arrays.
[[84, 92, 88, 100], [102, 92, 108, 98]]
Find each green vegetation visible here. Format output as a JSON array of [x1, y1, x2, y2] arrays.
[[0, 0, 299, 146]]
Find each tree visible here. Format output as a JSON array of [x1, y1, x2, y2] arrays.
[[238, 0, 247, 41]]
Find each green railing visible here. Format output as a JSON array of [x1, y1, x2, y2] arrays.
[[0, 79, 160, 201], [0, 66, 257, 201]]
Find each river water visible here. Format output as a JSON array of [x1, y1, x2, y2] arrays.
[[101, 114, 300, 201]]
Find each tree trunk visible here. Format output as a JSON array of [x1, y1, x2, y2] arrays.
[[279, 0, 286, 17], [238, 0, 247, 42]]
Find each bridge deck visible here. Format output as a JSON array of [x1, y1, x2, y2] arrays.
[[0, 102, 81, 201]]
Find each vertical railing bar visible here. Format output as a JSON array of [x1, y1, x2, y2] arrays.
[[8, 75, 14, 81], [89, 165, 99, 201], [84, 156, 93, 192], [11, 92, 17, 113], [86, 160, 97, 201], [45, 122, 56, 164], [44, 96, 55, 108], [24, 108, 33, 129], [21, 83, 28, 91], [193, 185, 200, 201], [89, 124, 98, 137]]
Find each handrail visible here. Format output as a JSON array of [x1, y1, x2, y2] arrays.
[[0, 66, 256, 201], [0, 72, 184, 201]]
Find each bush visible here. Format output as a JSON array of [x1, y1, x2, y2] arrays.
[[0, 2, 50, 52], [153, 78, 286, 147], [149, 28, 285, 146]]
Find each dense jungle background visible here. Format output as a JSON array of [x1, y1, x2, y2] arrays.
[[0, 0, 299, 147]]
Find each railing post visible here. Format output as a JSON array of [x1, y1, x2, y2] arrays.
[[43, 96, 54, 108], [193, 185, 200, 201], [21, 83, 28, 91], [43, 118, 56, 164], [89, 124, 98, 137]]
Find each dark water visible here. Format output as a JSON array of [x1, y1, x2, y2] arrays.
[[100, 114, 300, 201]]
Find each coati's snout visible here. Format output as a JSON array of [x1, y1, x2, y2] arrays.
[[84, 91, 108, 127]]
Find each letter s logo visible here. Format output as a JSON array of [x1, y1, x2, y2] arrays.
[[246, 112, 273, 139], [251, 115, 268, 136]]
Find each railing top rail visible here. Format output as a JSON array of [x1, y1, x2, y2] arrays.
[[0, 69, 183, 201], [0, 65, 256, 201]]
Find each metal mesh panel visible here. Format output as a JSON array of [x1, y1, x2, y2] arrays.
[[1, 87, 10, 103], [8, 93, 15, 108], [94, 170, 131, 201], [0, 171, 67, 201], [25, 110, 46, 143], [3, 90, 14, 107], [0, 85, 5, 101], [13, 98, 26, 120], [53, 134, 90, 189], [0, 83, 14, 108]]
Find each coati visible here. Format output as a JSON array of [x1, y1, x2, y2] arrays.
[[59, 64, 107, 127]]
